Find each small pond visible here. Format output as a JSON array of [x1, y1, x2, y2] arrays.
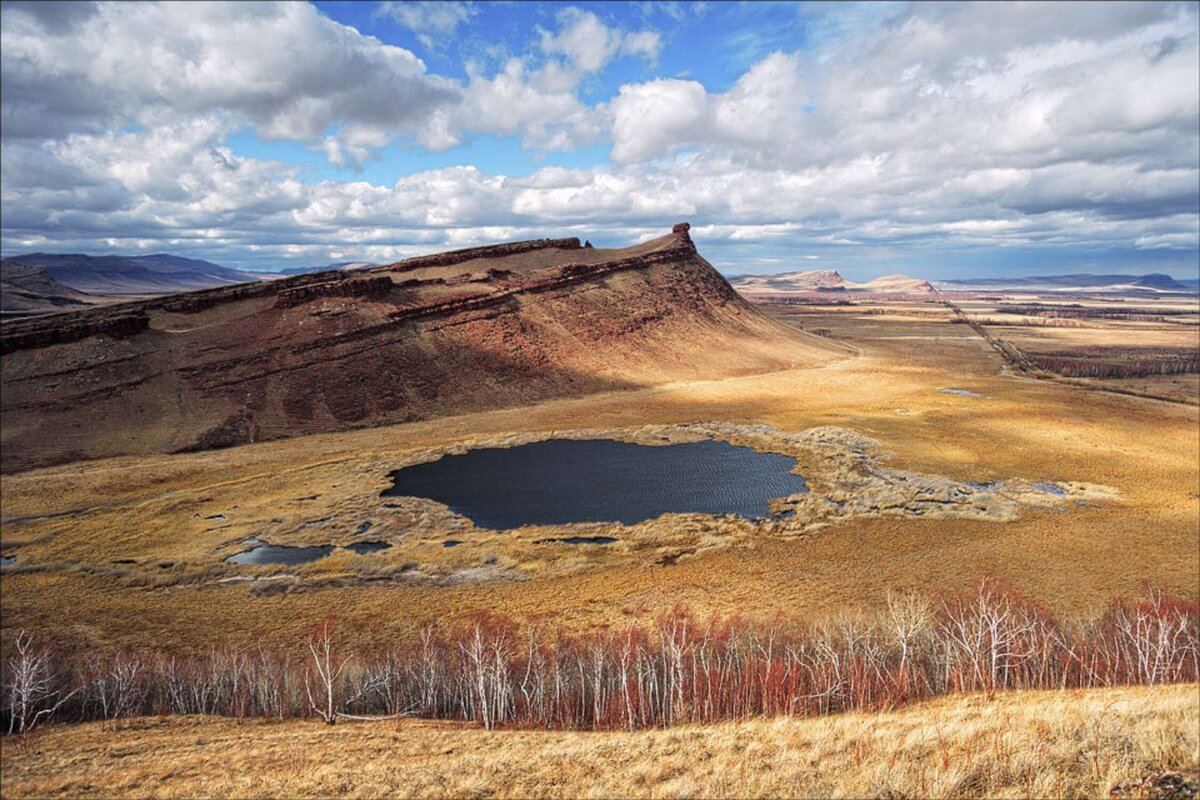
[[535, 536, 618, 545], [226, 536, 394, 566], [345, 541, 391, 555], [226, 538, 334, 566], [381, 438, 808, 530]]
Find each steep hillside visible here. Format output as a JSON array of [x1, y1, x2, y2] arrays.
[[0, 224, 841, 471], [4, 253, 262, 294], [0, 260, 96, 315]]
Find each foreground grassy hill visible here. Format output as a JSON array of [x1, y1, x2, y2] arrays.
[[2, 685, 1196, 799]]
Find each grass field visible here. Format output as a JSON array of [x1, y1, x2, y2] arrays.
[[946, 292, 1200, 403], [1, 299, 1197, 655], [2, 685, 1196, 799]]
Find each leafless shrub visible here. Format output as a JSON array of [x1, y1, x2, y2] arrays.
[[2, 582, 1196, 734]]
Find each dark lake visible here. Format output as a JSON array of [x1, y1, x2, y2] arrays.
[[381, 438, 808, 530]]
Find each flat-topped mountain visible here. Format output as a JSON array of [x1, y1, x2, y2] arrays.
[[3, 252, 263, 295], [0, 224, 842, 471], [729, 270, 934, 297], [865, 274, 937, 293]]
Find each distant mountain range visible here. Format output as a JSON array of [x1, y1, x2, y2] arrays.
[[728, 268, 1197, 299], [3, 250, 1195, 318], [0, 261, 96, 315], [1, 253, 264, 295], [0, 253, 382, 297], [729, 270, 935, 296], [939, 272, 1196, 293]]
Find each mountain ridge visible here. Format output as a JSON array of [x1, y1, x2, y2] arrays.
[[4, 252, 262, 295], [0, 260, 97, 315], [940, 272, 1193, 291], [0, 224, 843, 472]]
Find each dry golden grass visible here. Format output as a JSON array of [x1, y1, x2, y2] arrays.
[[0, 684, 1195, 799], [2, 302, 1197, 654]]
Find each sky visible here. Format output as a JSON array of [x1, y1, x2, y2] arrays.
[[1, 1, 1198, 280]]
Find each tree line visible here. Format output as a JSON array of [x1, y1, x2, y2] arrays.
[[4, 580, 1196, 735], [1029, 354, 1199, 378]]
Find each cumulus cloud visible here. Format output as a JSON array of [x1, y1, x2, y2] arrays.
[[538, 7, 661, 74], [610, 79, 709, 162], [457, 59, 604, 152], [0, 2, 460, 146], [0, 0, 601, 163], [375, 1, 478, 50], [596, 1, 1199, 264], [0, 1, 1196, 274]]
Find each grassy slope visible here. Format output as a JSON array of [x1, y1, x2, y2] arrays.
[[2, 685, 1197, 799]]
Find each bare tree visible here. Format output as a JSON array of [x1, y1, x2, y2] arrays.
[[887, 589, 932, 698], [4, 631, 78, 735], [305, 618, 344, 725]]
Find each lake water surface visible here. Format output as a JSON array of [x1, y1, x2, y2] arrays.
[[382, 438, 808, 530], [226, 538, 334, 566]]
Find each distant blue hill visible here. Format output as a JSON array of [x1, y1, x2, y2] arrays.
[[944, 272, 1193, 292], [3, 253, 262, 295]]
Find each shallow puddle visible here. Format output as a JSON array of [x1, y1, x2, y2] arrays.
[[534, 536, 618, 545], [345, 541, 391, 555], [226, 537, 334, 566]]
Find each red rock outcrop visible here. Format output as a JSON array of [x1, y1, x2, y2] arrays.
[[0, 226, 839, 471]]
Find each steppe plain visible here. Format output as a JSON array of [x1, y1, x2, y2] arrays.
[[1, 248, 1197, 799], [2, 285, 1196, 654]]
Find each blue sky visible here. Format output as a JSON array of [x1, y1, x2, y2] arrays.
[[1, 1, 1197, 280]]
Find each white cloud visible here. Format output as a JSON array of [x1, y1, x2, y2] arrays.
[[538, 7, 660, 74], [375, 1, 478, 50], [0, 1, 607, 164], [610, 79, 708, 162], [0, 1, 1196, 275], [457, 59, 603, 152]]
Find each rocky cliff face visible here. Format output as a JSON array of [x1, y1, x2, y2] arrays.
[[0, 225, 839, 471]]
